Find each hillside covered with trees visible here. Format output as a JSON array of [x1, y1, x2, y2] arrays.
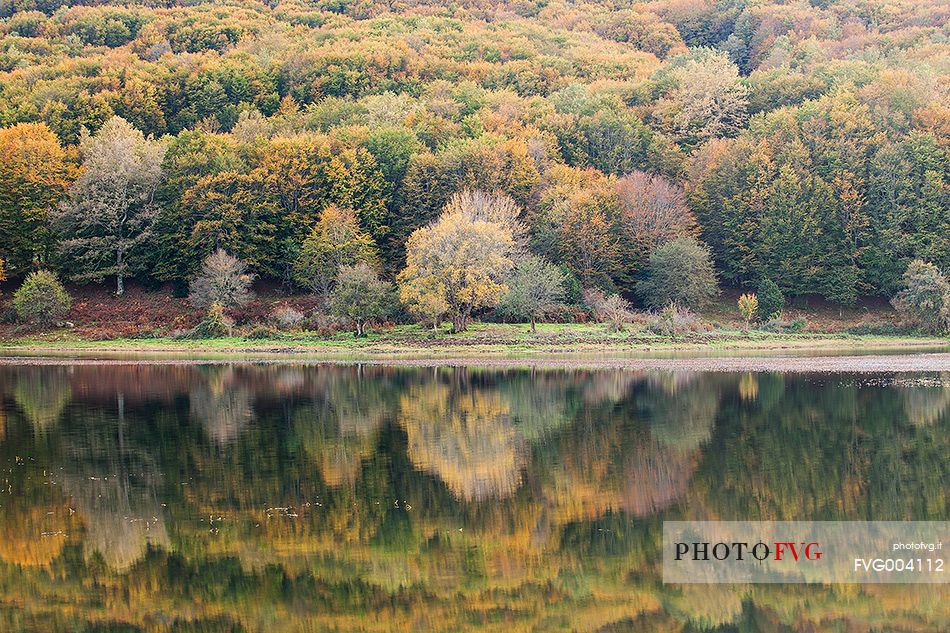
[[0, 0, 947, 334]]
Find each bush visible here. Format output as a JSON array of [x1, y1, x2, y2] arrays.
[[189, 249, 255, 309], [269, 305, 305, 330], [756, 278, 784, 320], [891, 260, 950, 334], [646, 302, 706, 336], [637, 237, 719, 310], [13, 270, 71, 326], [186, 302, 233, 338], [760, 315, 808, 333], [245, 323, 282, 339], [585, 289, 633, 332]]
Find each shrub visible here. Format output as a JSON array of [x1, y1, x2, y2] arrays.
[[646, 302, 706, 336], [756, 278, 784, 320], [13, 270, 71, 326], [245, 323, 281, 339], [637, 237, 719, 310], [189, 249, 255, 309], [269, 305, 305, 330], [891, 260, 950, 334], [737, 293, 758, 327], [498, 254, 566, 332], [760, 315, 808, 333], [585, 289, 633, 332], [187, 302, 233, 338]]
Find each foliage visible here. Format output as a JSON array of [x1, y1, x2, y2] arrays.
[[329, 263, 394, 336], [186, 302, 233, 338], [188, 249, 254, 309], [294, 205, 379, 297], [398, 192, 515, 332], [891, 260, 950, 335], [756, 278, 784, 321], [737, 293, 758, 327], [54, 116, 165, 295], [498, 254, 566, 332], [0, 123, 75, 274], [12, 270, 71, 326], [637, 237, 719, 310]]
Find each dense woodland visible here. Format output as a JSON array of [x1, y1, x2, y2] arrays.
[[0, 0, 948, 327]]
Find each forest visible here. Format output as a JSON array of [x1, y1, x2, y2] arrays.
[[0, 0, 948, 334]]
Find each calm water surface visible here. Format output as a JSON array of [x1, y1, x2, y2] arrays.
[[0, 364, 947, 632]]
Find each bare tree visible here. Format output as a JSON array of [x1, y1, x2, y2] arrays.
[[189, 249, 255, 309]]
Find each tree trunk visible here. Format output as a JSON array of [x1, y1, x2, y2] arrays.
[[116, 248, 124, 296], [530, 317, 536, 333], [356, 319, 365, 337]]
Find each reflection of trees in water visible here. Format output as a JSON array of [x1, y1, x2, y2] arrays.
[[401, 377, 524, 502], [696, 374, 949, 521], [639, 372, 719, 453], [295, 367, 395, 485], [12, 366, 72, 434], [189, 367, 254, 446], [900, 373, 950, 426], [60, 402, 169, 571]]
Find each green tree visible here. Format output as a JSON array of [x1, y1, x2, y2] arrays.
[[12, 270, 71, 326], [891, 260, 949, 334], [637, 237, 720, 310], [498, 255, 566, 332], [294, 205, 379, 297], [756, 278, 784, 320], [329, 263, 394, 336]]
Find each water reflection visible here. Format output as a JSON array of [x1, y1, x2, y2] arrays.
[[0, 364, 946, 631]]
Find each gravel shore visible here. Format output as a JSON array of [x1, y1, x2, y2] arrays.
[[1, 352, 949, 372]]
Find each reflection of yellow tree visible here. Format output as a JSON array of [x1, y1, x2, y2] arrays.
[[66, 473, 170, 571], [13, 367, 72, 433], [0, 489, 71, 567], [189, 367, 253, 446], [400, 380, 524, 501]]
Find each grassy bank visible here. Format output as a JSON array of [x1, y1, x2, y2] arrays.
[[2, 322, 947, 360]]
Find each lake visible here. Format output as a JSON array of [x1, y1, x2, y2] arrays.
[[0, 362, 947, 631]]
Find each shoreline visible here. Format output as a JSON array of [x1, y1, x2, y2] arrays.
[[1, 335, 949, 372]]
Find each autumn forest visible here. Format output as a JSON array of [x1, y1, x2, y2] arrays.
[[0, 0, 947, 336]]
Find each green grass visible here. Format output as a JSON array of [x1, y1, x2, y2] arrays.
[[1, 322, 947, 360]]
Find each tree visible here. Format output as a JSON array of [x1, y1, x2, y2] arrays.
[[398, 193, 515, 333], [294, 205, 379, 297], [55, 116, 165, 295], [12, 270, 71, 326], [188, 249, 254, 309], [756, 278, 784, 321], [891, 260, 950, 334], [738, 293, 758, 328], [615, 171, 698, 273], [637, 237, 720, 310], [0, 123, 75, 274], [329, 263, 394, 336], [498, 255, 566, 332], [656, 50, 749, 146]]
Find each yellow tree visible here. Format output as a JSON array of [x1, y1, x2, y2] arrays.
[[398, 192, 515, 332], [0, 123, 75, 274]]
